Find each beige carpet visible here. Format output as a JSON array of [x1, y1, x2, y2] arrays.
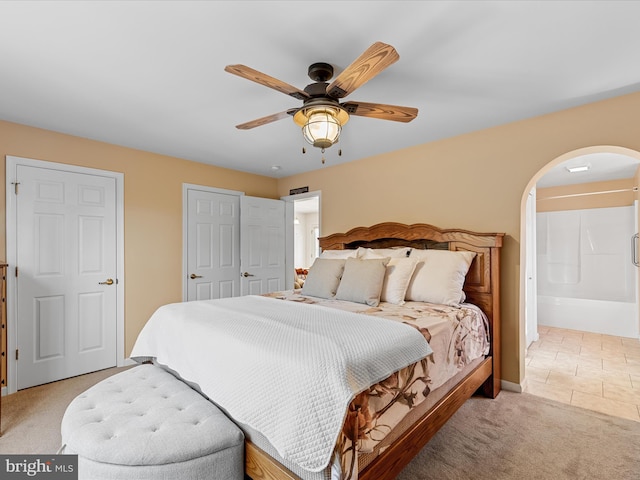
[[1, 369, 639, 479], [0, 366, 132, 454], [397, 390, 640, 480]]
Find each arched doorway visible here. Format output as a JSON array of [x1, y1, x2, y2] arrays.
[[519, 146, 640, 417]]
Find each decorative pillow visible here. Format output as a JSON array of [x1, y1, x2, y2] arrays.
[[405, 249, 476, 306], [319, 249, 359, 259], [334, 257, 390, 306], [357, 247, 412, 259], [301, 258, 346, 299], [380, 257, 418, 305]]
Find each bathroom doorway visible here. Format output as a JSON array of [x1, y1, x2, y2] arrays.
[[522, 147, 640, 421], [530, 151, 640, 339], [281, 191, 321, 289], [293, 194, 320, 270]]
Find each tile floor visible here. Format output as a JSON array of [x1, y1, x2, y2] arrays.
[[524, 325, 640, 422]]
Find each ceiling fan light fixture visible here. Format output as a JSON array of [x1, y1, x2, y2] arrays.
[[294, 106, 349, 149], [303, 111, 340, 149]]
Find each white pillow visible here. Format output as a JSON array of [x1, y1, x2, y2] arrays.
[[380, 257, 418, 305], [301, 258, 346, 299], [357, 247, 412, 259], [405, 249, 476, 306], [335, 257, 390, 306], [319, 249, 359, 259]]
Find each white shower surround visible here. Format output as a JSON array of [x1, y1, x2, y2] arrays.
[[537, 205, 639, 338]]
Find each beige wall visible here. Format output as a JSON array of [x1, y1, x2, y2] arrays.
[[0, 121, 279, 361], [277, 90, 640, 386]]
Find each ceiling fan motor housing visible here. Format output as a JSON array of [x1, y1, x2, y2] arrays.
[[307, 62, 334, 82], [304, 82, 331, 98]]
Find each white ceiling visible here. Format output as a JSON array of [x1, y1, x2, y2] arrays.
[[1, 1, 640, 179], [536, 153, 639, 188]]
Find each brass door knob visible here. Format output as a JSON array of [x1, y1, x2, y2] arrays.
[[190, 273, 203, 279], [99, 278, 114, 285]]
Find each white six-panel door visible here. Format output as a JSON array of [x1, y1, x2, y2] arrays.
[[240, 196, 286, 295], [16, 165, 117, 389], [186, 188, 241, 301], [184, 187, 287, 301]]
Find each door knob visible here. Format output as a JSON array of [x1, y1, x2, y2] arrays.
[[190, 273, 203, 279], [242, 272, 254, 277], [99, 278, 114, 285]]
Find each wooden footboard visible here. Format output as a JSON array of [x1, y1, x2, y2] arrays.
[[246, 441, 299, 480]]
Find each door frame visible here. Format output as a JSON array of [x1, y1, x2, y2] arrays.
[[519, 145, 640, 389], [5, 155, 125, 394], [524, 187, 538, 348], [281, 190, 321, 289], [181, 183, 244, 301]]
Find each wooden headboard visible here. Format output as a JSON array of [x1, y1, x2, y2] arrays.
[[319, 222, 504, 395]]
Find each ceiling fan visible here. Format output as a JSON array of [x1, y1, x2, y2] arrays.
[[225, 42, 418, 158]]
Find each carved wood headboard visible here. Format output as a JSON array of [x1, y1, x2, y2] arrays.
[[319, 222, 504, 385]]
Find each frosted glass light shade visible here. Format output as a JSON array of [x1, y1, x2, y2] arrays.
[[294, 106, 349, 149], [302, 110, 341, 149]]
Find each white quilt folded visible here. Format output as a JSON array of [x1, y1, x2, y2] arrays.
[[130, 295, 432, 472]]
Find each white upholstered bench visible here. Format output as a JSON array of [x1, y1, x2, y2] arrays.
[[60, 364, 244, 480]]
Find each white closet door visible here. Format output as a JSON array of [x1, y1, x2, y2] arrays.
[[16, 165, 117, 389], [186, 189, 240, 301], [240, 196, 286, 295]]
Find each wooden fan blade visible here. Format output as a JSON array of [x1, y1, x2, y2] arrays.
[[235, 109, 297, 130], [326, 42, 400, 99], [342, 101, 418, 123], [225, 65, 309, 101]]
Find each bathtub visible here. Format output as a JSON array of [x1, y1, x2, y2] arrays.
[[537, 295, 639, 339]]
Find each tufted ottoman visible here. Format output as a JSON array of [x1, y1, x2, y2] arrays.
[[60, 364, 244, 480]]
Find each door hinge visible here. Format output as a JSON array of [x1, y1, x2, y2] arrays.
[[12, 182, 20, 195], [16, 349, 19, 361], [15, 266, 18, 277]]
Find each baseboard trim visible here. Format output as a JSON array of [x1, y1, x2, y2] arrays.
[[501, 379, 523, 393]]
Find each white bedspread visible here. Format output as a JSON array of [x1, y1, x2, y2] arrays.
[[130, 295, 432, 472]]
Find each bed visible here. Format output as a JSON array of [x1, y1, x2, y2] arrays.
[[131, 222, 503, 480]]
